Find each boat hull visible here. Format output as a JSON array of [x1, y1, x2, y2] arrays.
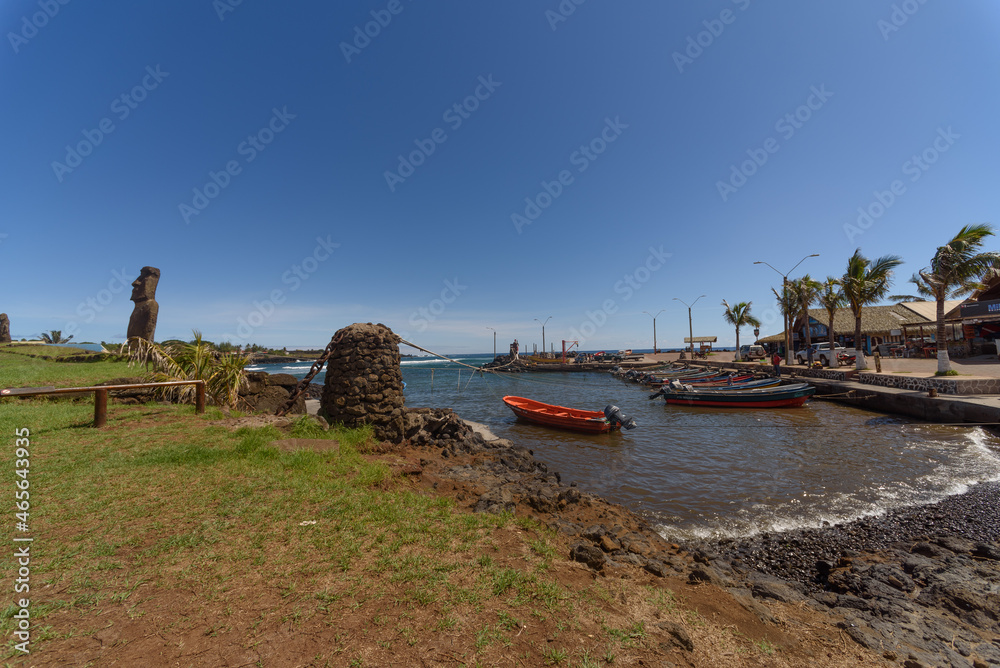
[[663, 383, 816, 408], [503, 396, 616, 433]]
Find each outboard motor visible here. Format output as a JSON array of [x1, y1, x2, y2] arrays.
[[604, 405, 637, 430]]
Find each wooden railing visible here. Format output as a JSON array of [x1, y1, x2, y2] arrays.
[[1, 380, 206, 427]]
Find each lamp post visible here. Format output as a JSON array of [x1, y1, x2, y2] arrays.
[[754, 254, 819, 363], [485, 326, 496, 358], [754, 327, 760, 344], [535, 316, 551, 356], [673, 295, 706, 353], [643, 310, 665, 354]]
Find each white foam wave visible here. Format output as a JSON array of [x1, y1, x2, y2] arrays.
[[245, 366, 266, 371], [661, 426, 1000, 542], [282, 365, 312, 370], [402, 358, 458, 365]]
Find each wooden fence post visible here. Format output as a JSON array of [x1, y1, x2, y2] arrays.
[[94, 389, 108, 428], [195, 381, 206, 414]]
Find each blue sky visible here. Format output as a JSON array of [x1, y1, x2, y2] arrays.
[[2, 1, 998, 353]]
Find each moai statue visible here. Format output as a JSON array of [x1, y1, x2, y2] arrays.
[[126, 267, 160, 342], [0, 313, 11, 343]]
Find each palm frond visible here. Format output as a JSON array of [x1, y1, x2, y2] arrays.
[[121, 330, 249, 409]]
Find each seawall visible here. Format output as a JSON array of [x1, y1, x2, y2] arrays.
[[683, 359, 1000, 425]]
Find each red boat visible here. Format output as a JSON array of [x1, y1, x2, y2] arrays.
[[502, 396, 636, 433]]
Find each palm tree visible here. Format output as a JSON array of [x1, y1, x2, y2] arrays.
[[770, 285, 797, 358], [817, 277, 845, 366], [721, 300, 761, 361], [40, 330, 73, 344], [841, 249, 903, 370], [121, 330, 251, 409], [791, 275, 822, 351], [913, 224, 1000, 374]]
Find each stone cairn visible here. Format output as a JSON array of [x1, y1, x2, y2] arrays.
[[319, 323, 405, 442]]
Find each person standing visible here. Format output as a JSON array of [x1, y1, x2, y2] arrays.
[[807, 346, 815, 368], [772, 352, 782, 377]]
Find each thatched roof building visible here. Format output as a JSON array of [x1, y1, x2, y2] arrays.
[[758, 301, 963, 352]]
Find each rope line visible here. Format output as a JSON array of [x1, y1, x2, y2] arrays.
[[398, 338, 499, 373]]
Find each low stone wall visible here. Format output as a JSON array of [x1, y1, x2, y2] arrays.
[[782, 367, 852, 381], [689, 359, 852, 381], [858, 373, 1000, 395], [241, 371, 306, 413]]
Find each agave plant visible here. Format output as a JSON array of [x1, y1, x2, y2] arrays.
[[121, 330, 251, 409]]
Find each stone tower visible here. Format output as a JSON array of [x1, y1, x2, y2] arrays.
[[319, 322, 405, 442]]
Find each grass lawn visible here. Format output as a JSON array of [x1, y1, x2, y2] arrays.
[[0, 357, 878, 666], [0, 348, 130, 389]]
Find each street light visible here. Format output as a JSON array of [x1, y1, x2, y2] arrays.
[[673, 296, 706, 353], [485, 326, 496, 358], [754, 254, 819, 363], [535, 316, 551, 356], [643, 310, 665, 354]]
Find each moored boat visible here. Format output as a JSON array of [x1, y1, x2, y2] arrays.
[[661, 382, 815, 408], [503, 396, 637, 433]]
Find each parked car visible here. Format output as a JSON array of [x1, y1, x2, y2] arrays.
[[738, 344, 766, 360], [795, 342, 849, 366]]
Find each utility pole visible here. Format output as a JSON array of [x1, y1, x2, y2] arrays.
[[754, 254, 819, 362], [643, 310, 665, 354], [673, 296, 706, 353], [535, 316, 551, 357]]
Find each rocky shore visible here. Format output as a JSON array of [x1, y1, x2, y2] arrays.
[[396, 406, 1000, 668], [690, 483, 1000, 667]]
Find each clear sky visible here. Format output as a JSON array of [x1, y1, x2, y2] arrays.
[[2, 1, 998, 353]]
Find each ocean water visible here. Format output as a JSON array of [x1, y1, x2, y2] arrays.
[[249, 354, 1000, 541]]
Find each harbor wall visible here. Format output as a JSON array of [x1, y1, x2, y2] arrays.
[[684, 359, 1000, 424]]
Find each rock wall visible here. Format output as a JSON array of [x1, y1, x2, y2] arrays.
[[92, 371, 307, 413], [319, 323, 405, 442], [859, 372, 1000, 395], [240, 372, 306, 414]]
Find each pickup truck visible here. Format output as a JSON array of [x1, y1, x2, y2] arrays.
[[795, 342, 852, 366]]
